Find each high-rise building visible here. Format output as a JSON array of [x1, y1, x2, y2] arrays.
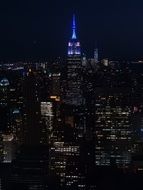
[[95, 94, 132, 167], [65, 15, 83, 106], [48, 60, 61, 99], [83, 62, 134, 168], [40, 101, 54, 145], [49, 123, 86, 190], [2, 134, 14, 163], [22, 70, 41, 145], [22, 68, 49, 146], [94, 64, 133, 167]]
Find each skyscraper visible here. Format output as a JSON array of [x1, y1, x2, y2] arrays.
[[65, 15, 83, 106], [93, 64, 133, 167], [95, 94, 132, 167]]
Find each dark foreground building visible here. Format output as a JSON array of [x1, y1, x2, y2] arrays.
[[5, 145, 59, 190]]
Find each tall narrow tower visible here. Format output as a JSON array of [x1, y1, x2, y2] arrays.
[[67, 14, 81, 56], [65, 15, 83, 106]]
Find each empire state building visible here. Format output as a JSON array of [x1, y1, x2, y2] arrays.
[[65, 15, 83, 106]]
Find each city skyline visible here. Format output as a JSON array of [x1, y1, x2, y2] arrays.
[[0, 0, 143, 61], [1, 5, 143, 189]]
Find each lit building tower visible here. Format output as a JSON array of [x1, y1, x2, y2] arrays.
[[95, 94, 132, 167], [65, 15, 83, 106]]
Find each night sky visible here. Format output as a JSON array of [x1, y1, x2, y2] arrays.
[[0, 0, 143, 61]]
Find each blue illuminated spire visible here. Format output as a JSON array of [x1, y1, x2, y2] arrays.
[[72, 14, 77, 40], [68, 15, 81, 56]]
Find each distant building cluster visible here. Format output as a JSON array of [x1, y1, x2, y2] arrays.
[[0, 15, 143, 190]]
